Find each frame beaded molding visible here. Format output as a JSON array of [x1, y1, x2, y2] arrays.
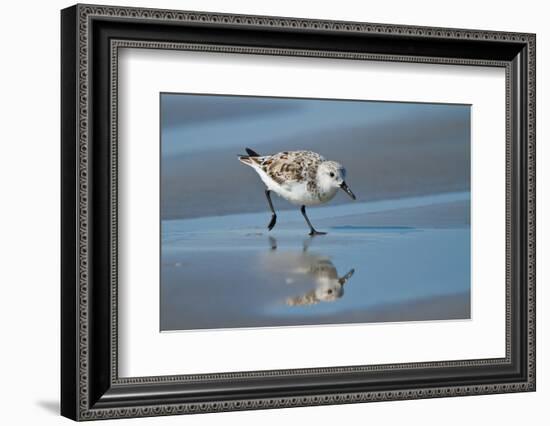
[[83, 382, 529, 420], [74, 4, 535, 420], [109, 39, 512, 384]]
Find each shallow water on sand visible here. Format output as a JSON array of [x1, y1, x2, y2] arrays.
[[160, 193, 470, 331]]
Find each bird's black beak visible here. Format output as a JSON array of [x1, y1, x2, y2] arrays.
[[340, 181, 356, 200], [338, 268, 355, 285]]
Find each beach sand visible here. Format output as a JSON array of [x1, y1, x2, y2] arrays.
[[161, 193, 470, 331]]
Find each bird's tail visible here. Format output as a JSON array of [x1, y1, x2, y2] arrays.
[[238, 147, 261, 166]]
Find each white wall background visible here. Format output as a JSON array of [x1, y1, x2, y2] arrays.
[[0, 0, 546, 424]]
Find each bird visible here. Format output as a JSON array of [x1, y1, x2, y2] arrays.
[[261, 237, 356, 306], [238, 148, 356, 235], [286, 263, 355, 306]]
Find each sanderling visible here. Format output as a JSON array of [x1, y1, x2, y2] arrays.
[[238, 148, 356, 235], [262, 239, 355, 305], [286, 265, 355, 306]]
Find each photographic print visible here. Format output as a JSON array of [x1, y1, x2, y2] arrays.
[[160, 93, 471, 331]]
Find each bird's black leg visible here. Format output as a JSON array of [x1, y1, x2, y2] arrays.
[[300, 205, 326, 236], [302, 236, 314, 252], [265, 190, 277, 231]]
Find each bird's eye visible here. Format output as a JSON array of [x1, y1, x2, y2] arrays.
[[328, 289, 333, 294], [329, 172, 335, 178]]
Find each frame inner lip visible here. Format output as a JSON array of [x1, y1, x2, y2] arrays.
[[109, 38, 513, 385]]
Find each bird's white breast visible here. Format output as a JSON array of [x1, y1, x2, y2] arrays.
[[252, 164, 337, 206]]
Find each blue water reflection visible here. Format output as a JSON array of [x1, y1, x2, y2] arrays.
[[161, 216, 470, 331]]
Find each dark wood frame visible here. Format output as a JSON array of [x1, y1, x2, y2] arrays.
[[61, 3, 536, 421]]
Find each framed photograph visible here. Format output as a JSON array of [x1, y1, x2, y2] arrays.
[[61, 4, 536, 421]]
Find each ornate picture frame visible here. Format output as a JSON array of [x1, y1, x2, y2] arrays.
[[61, 3, 535, 421]]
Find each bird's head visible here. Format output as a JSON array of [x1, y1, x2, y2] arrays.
[[317, 161, 356, 200]]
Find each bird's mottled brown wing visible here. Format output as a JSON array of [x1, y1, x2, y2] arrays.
[[261, 151, 322, 185]]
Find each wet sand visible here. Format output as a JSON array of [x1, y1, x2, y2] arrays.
[[161, 193, 470, 331]]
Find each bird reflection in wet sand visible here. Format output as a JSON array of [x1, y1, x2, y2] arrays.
[[265, 237, 355, 306]]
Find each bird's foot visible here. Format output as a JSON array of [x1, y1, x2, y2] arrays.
[[308, 230, 327, 236], [267, 214, 277, 231]]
